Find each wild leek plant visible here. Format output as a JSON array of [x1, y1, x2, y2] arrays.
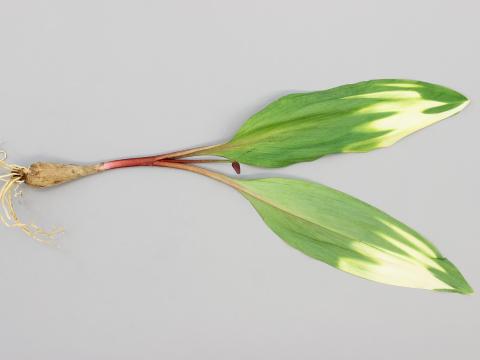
[[0, 79, 472, 294]]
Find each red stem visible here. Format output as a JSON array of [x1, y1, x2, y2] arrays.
[[101, 157, 157, 170], [102, 158, 228, 170], [100, 144, 224, 171]]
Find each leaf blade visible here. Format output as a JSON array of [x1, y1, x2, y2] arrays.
[[234, 177, 472, 293], [206, 79, 469, 167]]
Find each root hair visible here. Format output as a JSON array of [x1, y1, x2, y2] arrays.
[[0, 151, 62, 243]]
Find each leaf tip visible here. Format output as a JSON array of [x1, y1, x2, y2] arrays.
[[450, 280, 474, 295], [433, 257, 474, 295]]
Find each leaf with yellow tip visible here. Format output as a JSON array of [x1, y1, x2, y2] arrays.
[[203, 79, 469, 167], [232, 177, 472, 294]]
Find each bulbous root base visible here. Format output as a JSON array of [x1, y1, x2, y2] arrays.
[[0, 154, 101, 243], [23, 162, 102, 188]]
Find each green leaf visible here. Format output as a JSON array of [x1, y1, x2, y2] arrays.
[[232, 177, 472, 293], [203, 79, 469, 167]]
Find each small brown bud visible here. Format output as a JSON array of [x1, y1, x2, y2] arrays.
[[232, 161, 241, 175]]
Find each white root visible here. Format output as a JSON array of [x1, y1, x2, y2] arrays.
[[0, 151, 62, 243]]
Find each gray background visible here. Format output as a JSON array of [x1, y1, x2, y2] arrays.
[[0, 1, 478, 359]]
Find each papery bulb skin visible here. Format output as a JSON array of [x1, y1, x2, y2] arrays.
[[24, 162, 102, 187]]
